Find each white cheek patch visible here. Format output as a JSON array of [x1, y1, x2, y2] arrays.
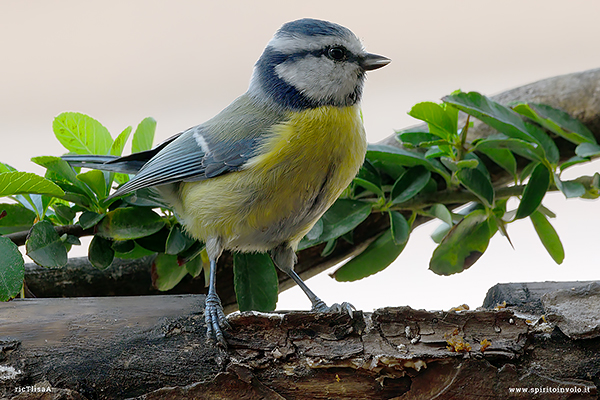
[[275, 56, 360, 105]]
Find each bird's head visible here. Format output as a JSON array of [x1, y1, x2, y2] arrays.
[[249, 18, 390, 110]]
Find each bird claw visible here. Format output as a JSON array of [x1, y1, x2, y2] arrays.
[[204, 292, 230, 347], [311, 300, 355, 318]]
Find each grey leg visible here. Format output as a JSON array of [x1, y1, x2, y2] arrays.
[[272, 244, 354, 316], [204, 237, 229, 347]]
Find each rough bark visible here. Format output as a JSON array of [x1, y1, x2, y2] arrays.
[[1, 286, 599, 399]]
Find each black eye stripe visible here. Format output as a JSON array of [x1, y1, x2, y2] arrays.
[[271, 47, 358, 64]]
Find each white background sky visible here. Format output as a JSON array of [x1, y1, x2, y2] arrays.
[[1, 1, 598, 311]]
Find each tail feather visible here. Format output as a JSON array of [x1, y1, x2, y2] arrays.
[[61, 155, 145, 174]]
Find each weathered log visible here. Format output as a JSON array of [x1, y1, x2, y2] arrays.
[[1, 290, 598, 399]]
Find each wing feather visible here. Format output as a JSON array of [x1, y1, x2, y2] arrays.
[[108, 93, 287, 199]]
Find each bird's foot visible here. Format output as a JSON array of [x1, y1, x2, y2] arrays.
[[204, 292, 230, 347], [311, 300, 355, 318]]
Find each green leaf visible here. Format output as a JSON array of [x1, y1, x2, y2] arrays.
[[32, 156, 77, 182], [0, 203, 36, 235], [560, 156, 588, 171], [390, 166, 431, 204], [408, 102, 455, 141], [424, 145, 454, 159], [456, 168, 495, 208], [555, 178, 586, 199], [110, 126, 133, 185], [132, 117, 157, 153], [368, 158, 406, 181], [92, 121, 133, 194], [298, 199, 371, 250], [519, 161, 537, 183], [53, 112, 113, 155], [88, 236, 115, 269], [367, 144, 449, 179], [111, 126, 133, 156], [184, 256, 203, 278], [304, 219, 323, 241], [114, 242, 156, 259], [443, 92, 536, 143], [354, 160, 384, 197], [456, 159, 479, 170], [429, 210, 494, 275], [354, 178, 384, 198], [32, 156, 96, 200], [77, 170, 107, 198], [524, 122, 560, 166], [473, 134, 543, 163], [0, 162, 17, 173], [444, 104, 459, 132], [0, 236, 25, 301], [78, 211, 105, 230], [53, 204, 76, 223], [233, 252, 278, 312], [478, 147, 517, 181], [13, 194, 43, 219], [111, 240, 135, 253], [177, 241, 205, 264], [430, 222, 451, 244], [513, 103, 596, 145], [586, 173, 600, 199], [575, 142, 600, 158], [398, 131, 441, 147], [165, 224, 196, 255], [515, 163, 550, 220], [63, 234, 81, 246], [0, 172, 65, 198], [530, 210, 564, 264], [333, 230, 406, 282], [25, 220, 68, 267], [440, 157, 479, 173], [135, 228, 170, 252], [320, 238, 337, 257], [153, 253, 188, 291], [389, 211, 410, 245], [96, 207, 165, 240], [429, 204, 453, 226]]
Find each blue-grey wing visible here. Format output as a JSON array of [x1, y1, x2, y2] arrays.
[[105, 92, 287, 199], [109, 126, 260, 198]]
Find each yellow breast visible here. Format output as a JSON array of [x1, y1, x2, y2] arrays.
[[179, 105, 367, 251]]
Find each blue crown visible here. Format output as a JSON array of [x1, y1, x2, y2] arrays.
[[276, 18, 354, 39]]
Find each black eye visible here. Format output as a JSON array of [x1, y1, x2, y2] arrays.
[[327, 46, 347, 61]]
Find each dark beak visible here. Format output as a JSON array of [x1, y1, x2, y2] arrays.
[[361, 53, 391, 71]]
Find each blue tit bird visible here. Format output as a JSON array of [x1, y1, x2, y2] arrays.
[[63, 18, 390, 346]]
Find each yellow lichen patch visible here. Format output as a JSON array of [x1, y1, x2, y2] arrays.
[[445, 330, 472, 353], [479, 339, 492, 352], [494, 301, 507, 310], [448, 304, 470, 312]]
